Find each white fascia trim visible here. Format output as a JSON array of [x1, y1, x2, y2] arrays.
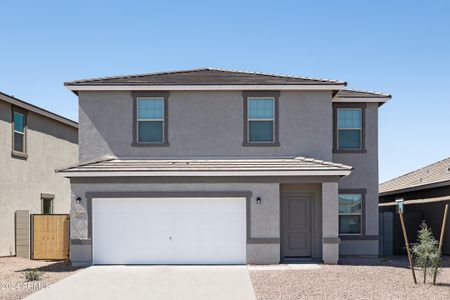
[[66, 84, 346, 92], [333, 97, 390, 103], [61, 170, 352, 177]]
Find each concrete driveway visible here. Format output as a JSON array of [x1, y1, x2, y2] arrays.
[[24, 265, 256, 300]]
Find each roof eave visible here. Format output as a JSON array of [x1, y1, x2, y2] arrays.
[[65, 84, 347, 92], [332, 95, 391, 106], [379, 179, 450, 197], [58, 169, 352, 178]]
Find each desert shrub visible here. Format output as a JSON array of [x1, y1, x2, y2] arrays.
[[24, 269, 43, 281], [412, 221, 441, 284]]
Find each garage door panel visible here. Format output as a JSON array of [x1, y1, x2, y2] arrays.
[[92, 197, 246, 264]]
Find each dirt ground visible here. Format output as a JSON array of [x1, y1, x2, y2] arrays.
[[250, 256, 450, 299], [2, 256, 450, 299], [0, 257, 84, 300]]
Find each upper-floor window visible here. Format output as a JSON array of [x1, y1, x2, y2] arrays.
[[334, 103, 366, 152], [248, 98, 274, 142], [337, 108, 361, 149], [132, 91, 169, 146], [12, 109, 27, 154], [137, 98, 164, 143], [339, 193, 363, 235], [243, 92, 280, 146]]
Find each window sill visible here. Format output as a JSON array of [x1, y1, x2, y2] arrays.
[[11, 150, 28, 160], [131, 142, 170, 147], [242, 142, 280, 147], [333, 149, 367, 154]]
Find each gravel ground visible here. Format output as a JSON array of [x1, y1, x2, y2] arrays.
[[250, 256, 450, 300], [0, 257, 84, 300]]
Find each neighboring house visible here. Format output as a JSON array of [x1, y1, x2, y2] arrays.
[[58, 68, 390, 265], [379, 157, 450, 256], [0, 91, 78, 257]]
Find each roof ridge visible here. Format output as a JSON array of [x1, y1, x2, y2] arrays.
[[380, 156, 450, 186], [56, 155, 117, 172], [65, 67, 347, 85], [294, 156, 352, 169]]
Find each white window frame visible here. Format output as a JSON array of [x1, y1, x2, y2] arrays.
[[247, 97, 275, 143], [336, 108, 362, 150], [338, 193, 363, 235], [12, 110, 26, 154], [136, 97, 165, 144]]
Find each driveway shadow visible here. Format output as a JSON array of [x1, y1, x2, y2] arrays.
[[15, 260, 85, 273]]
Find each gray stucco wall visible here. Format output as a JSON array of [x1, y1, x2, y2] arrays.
[[69, 178, 344, 265], [69, 180, 280, 265], [78, 90, 333, 162], [74, 89, 381, 259], [0, 100, 78, 256], [334, 102, 379, 255]]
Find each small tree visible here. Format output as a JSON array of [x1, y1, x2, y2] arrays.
[[412, 221, 441, 284]]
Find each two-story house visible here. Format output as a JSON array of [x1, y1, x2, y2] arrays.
[[58, 68, 390, 265], [0, 91, 78, 257]]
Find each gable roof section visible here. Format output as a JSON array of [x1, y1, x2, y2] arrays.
[[0, 91, 78, 129], [58, 156, 352, 177], [64, 68, 347, 90], [333, 89, 391, 105], [379, 157, 450, 196]]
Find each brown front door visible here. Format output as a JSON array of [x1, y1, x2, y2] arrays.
[[281, 193, 313, 259]]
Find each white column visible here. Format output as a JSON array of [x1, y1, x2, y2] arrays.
[[322, 181, 340, 264]]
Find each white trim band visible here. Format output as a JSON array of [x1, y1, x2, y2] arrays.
[[333, 97, 390, 103], [60, 170, 352, 177], [66, 84, 346, 92]]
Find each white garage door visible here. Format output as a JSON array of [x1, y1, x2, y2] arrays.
[[92, 197, 246, 264]]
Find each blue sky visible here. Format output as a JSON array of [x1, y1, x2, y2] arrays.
[[1, 0, 449, 182]]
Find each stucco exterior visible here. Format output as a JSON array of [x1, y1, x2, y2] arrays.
[[69, 177, 341, 265], [78, 90, 333, 162], [67, 79, 384, 264], [0, 99, 78, 256], [334, 102, 380, 255]]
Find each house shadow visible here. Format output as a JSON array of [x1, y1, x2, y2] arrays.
[[339, 255, 450, 269], [15, 260, 85, 273], [436, 282, 450, 287]]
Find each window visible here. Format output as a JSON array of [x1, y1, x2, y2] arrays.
[[12, 110, 26, 154], [339, 194, 363, 234], [243, 91, 279, 146], [247, 98, 275, 142], [337, 108, 362, 150], [137, 98, 164, 143], [42, 198, 53, 214]]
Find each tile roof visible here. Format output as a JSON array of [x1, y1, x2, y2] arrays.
[[64, 68, 347, 86], [335, 89, 391, 99], [379, 157, 450, 195], [58, 156, 352, 175]]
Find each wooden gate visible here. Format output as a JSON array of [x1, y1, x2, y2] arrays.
[[32, 214, 70, 260]]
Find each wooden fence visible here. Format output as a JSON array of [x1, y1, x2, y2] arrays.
[[32, 214, 70, 260]]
